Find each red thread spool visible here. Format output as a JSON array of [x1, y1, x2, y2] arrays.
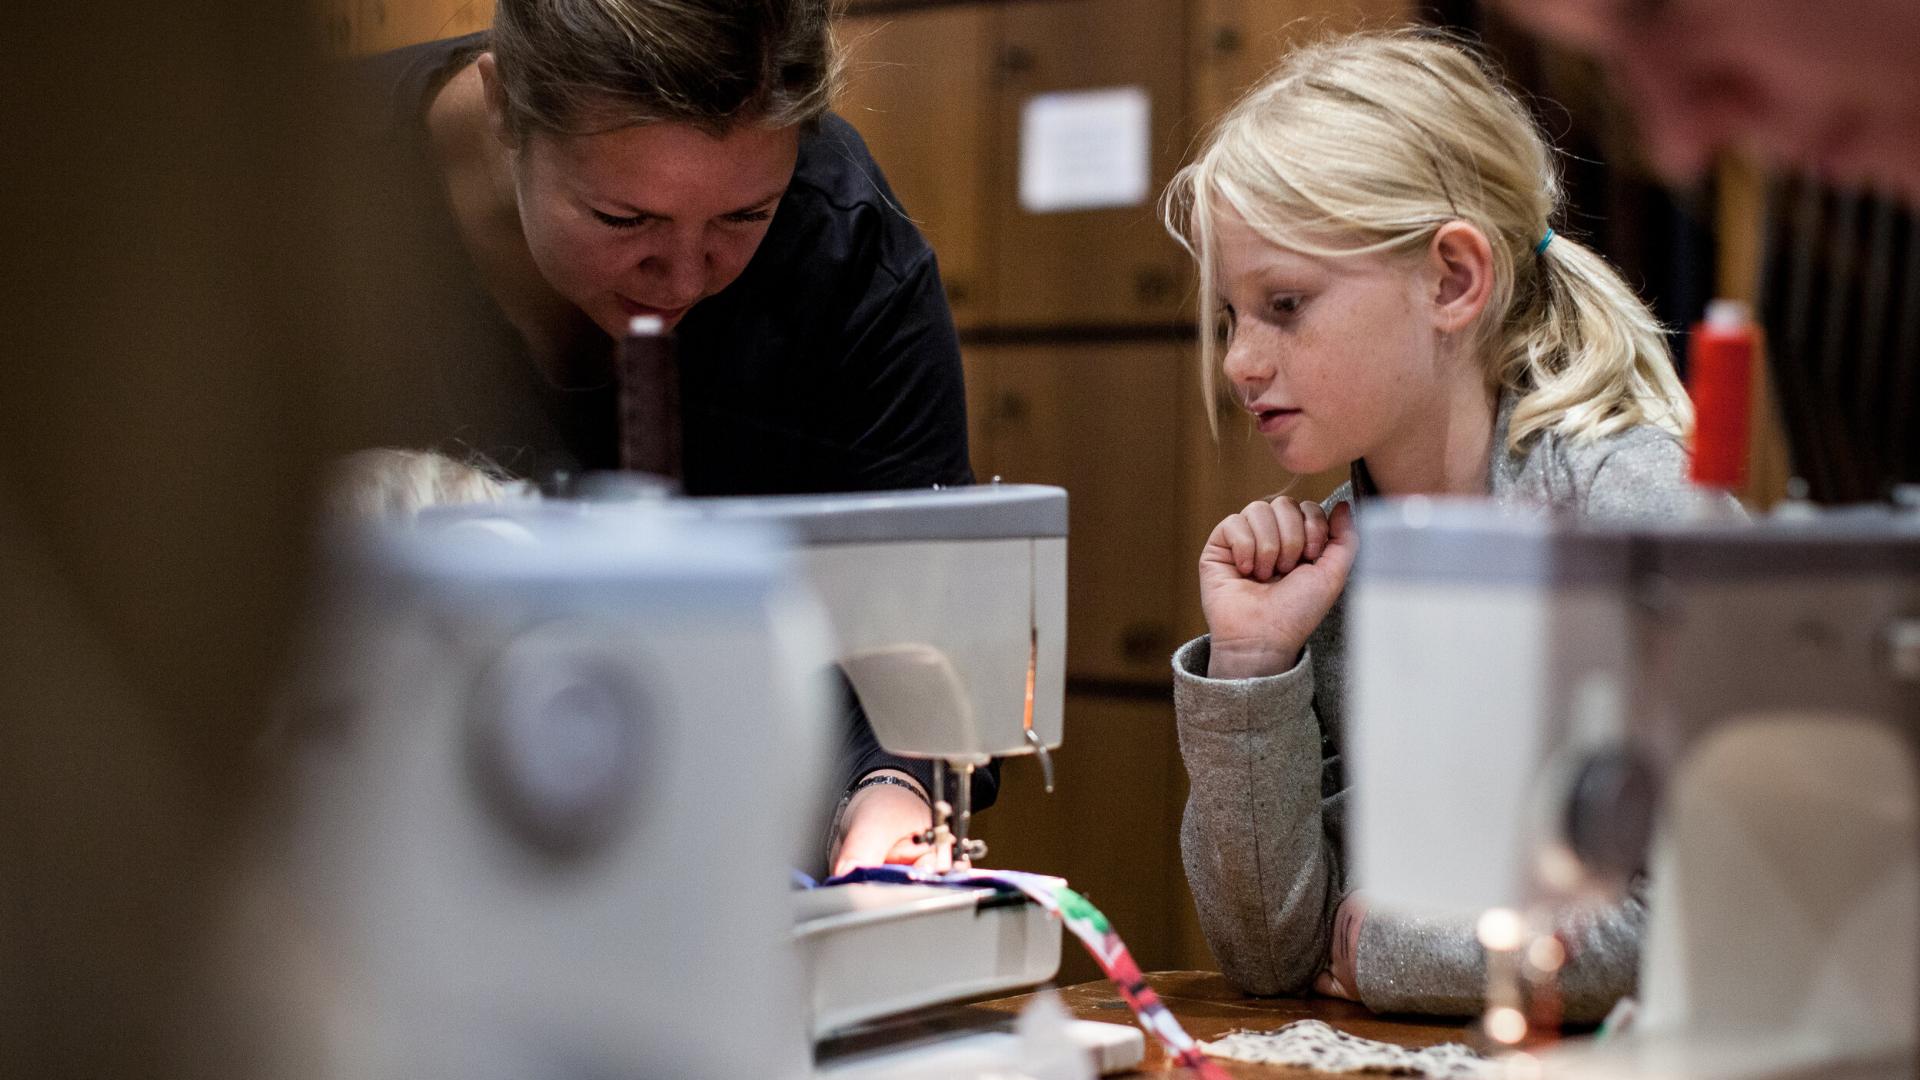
[[1687, 299, 1754, 491]]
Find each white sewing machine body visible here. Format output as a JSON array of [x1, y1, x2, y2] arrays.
[[282, 484, 1141, 1078], [662, 484, 1068, 773], [284, 506, 829, 1080], [1348, 499, 1920, 1079], [642, 484, 1140, 1074]]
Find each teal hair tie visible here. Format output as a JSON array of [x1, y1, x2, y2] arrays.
[[1534, 228, 1556, 256]]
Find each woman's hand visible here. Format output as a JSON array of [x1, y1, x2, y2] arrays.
[[828, 771, 953, 877], [1313, 892, 1369, 1001], [1200, 498, 1357, 679]]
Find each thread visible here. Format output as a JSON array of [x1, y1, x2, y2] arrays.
[[1688, 299, 1755, 491]]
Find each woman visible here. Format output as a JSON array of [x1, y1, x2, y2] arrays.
[[340, 0, 981, 872]]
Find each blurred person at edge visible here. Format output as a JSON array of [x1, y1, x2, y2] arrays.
[[344, 0, 989, 877], [1501, 0, 1920, 202]]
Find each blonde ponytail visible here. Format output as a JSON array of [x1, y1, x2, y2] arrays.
[[1163, 29, 1694, 451], [1502, 234, 1693, 446]]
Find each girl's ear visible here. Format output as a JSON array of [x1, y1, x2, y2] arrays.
[[1426, 220, 1495, 334], [475, 53, 519, 151]]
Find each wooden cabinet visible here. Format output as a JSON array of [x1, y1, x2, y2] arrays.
[[1715, 155, 1793, 508], [1189, 0, 1414, 120], [318, 0, 492, 55], [842, 0, 1194, 330], [973, 692, 1211, 982], [356, 0, 493, 53], [316, 0, 363, 55], [967, 342, 1191, 683], [837, 7, 998, 328], [987, 0, 1193, 328]]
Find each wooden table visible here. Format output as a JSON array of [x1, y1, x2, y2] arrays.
[[971, 971, 1480, 1078]]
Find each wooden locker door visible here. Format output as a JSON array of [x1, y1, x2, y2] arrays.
[[1715, 155, 1792, 508], [1190, 0, 1414, 122], [1178, 371, 1349, 644], [837, 7, 998, 329], [970, 341, 1188, 684], [960, 349, 997, 482], [316, 0, 362, 55], [356, 0, 493, 54], [988, 0, 1192, 329], [973, 693, 1193, 982]]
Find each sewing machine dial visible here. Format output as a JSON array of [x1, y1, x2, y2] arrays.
[[467, 623, 649, 858]]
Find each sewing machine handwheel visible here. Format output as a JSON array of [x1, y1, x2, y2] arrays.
[[468, 626, 649, 859], [1561, 747, 1658, 886]]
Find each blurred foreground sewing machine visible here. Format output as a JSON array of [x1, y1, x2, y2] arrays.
[[282, 482, 1143, 1078], [1349, 498, 1920, 1079]]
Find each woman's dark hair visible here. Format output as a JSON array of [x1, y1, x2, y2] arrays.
[[490, 0, 843, 136]]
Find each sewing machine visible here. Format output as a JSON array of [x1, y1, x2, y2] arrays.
[[1346, 498, 1920, 1079], [282, 504, 829, 1079], [281, 483, 1142, 1078], [634, 483, 1144, 1076]]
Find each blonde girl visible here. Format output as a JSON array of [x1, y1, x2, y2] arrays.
[[1161, 30, 1719, 1019]]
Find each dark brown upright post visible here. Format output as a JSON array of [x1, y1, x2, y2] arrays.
[[616, 315, 684, 484]]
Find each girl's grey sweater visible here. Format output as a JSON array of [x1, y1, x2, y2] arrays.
[[1172, 398, 1729, 1019]]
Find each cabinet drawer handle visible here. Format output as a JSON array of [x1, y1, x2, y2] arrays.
[[1120, 622, 1172, 664], [995, 44, 1036, 81], [994, 392, 1030, 422], [1211, 25, 1244, 56], [1134, 266, 1178, 305]]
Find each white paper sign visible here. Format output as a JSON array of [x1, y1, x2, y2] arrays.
[[1018, 86, 1152, 215]]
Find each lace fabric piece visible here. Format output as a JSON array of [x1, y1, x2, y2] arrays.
[[1201, 1020, 1495, 1079]]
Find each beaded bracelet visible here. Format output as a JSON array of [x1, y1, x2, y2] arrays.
[[849, 771, 930, 805], [824, 771, 933, 867]]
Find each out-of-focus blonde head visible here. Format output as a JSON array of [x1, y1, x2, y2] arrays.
[[326, 449, 524, 520], [1162, 29, 1692, 451]]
